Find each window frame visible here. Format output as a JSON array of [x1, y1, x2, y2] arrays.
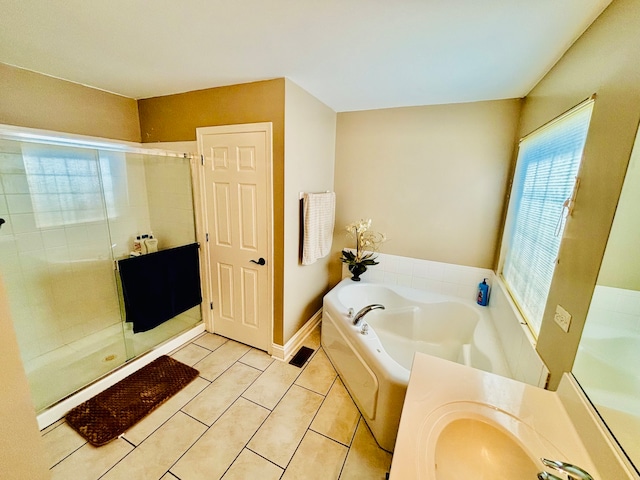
[[498, 97, 595, 338]]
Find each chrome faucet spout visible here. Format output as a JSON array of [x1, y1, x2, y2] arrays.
[[540, 459, 594, 480], [353, 304, 385, 325]]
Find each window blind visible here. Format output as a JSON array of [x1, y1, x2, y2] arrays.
[[502, 100, 594, 336]]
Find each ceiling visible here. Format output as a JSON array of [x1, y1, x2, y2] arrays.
[[0, 0, 612, 112]]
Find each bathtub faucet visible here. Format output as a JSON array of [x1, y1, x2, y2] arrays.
[[353, 304, 385, 326]]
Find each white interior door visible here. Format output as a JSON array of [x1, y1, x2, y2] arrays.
[[197, 123, 272, 352]]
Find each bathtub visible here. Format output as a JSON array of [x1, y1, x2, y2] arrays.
[[321, 279, 510, 452]]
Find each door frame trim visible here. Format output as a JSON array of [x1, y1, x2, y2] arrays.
[[196, 122, 274, 353]]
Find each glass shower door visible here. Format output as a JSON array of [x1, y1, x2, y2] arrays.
[[100, 149, 203, 361], [0, 139, 127, 412], [114, 151, 202, 359]]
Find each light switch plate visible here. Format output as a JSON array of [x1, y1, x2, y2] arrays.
[[554, 304, 572, 332]]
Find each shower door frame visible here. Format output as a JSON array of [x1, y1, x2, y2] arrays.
[[0, 123, 207, 427]]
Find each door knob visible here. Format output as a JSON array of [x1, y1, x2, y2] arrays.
[[250, 257, 266, 266]]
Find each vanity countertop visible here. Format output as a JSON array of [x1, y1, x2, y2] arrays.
[[389, 352, 602, 480]]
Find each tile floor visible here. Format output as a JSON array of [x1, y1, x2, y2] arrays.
[[41, 326, 393, 479]]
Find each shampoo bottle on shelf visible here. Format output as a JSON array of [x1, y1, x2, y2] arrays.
[[145, 233, 158, 253], [477, 278, 490, 306], [140, 234, 149, 254], [133, 235, 143, 254]]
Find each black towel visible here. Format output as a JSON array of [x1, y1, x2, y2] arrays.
[[118, 243, 202, 333]]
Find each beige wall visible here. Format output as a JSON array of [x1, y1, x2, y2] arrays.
[[514, 0, 640, 388], [138, 79, 289, 344], [0, 63, 140, 142], [332, 99, 521, 284], [0, 277, 50, 480], [283, 79, 336, 343]]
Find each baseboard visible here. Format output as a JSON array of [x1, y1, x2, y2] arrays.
[[271, 309, 322, 362]]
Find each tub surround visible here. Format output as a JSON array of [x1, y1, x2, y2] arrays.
[[488, 277, 550, 388], [343, 252, 549, 387], [390, 352, 635, 479], [343, 251, 494, 301]]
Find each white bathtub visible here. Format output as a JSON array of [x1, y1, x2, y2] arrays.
[[321, 279, 510, 452]]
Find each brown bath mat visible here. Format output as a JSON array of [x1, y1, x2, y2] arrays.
[[65, 355, 199, 446]]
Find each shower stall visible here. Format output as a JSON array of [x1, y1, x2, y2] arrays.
[[0, 128, 203, 413]]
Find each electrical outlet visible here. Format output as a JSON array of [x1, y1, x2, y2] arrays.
[[554, 304, 572, 332]]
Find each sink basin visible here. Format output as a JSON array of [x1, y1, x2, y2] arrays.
[[435, 418, 538, 478], [419, 401, 561, 479]]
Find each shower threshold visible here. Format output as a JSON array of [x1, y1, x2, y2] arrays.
[[36, 323, 205, 431]]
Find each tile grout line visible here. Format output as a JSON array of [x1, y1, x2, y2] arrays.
[[83, 336, 231, 478], [191, 348, 252, 383], [178, 409, 212, 429], [236, 353, 317, 472], [165, 353, 284, 477], [96, 407, 203, 479], [121, 375, 212, 445], [265, 365, 335, 473], [169, 338, 289, 477], [214, 383, 278, 480], [244, 446, 287, 473], [160, 409, 218, 479], [337, 416, 366, 479], [47, 432, 87, 471]]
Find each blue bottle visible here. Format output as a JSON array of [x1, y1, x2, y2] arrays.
[[477, 278, 490, 306]]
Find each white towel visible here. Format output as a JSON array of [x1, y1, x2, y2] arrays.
[[302, 192, 336, 265]]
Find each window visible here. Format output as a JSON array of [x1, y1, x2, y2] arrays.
[[22, 144, 122, 228], [501, 99, 594, 336]]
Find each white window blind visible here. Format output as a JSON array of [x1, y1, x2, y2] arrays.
[[502, 100, 594, 336]]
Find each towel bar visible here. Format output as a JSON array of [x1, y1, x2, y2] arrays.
[[299, 190, 331, 200]]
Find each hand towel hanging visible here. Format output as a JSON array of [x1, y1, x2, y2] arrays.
[[302, 192, 336, 265]]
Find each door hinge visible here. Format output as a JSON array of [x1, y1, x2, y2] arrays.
[[206, 233, 209, 242], [200, 154, 204, 166], [210, 302, 213, 310]]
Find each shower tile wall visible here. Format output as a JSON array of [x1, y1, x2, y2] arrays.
[[144, 155, 196, 250], [104, 152, 152, 259]]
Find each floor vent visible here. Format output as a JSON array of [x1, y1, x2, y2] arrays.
[[288, 346, 314, 368]]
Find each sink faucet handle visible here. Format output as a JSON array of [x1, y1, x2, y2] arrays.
[[541, 458, 594, 480], [538, 472, 563, 480]]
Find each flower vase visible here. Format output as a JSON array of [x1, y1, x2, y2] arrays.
[[349, 263, 367, 281]]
